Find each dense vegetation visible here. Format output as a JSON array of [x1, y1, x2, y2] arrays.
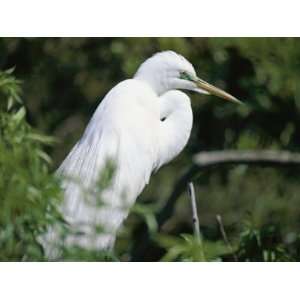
[[1, 38, 300, 261]]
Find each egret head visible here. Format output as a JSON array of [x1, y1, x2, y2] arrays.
[[134, 51, 241, 104]]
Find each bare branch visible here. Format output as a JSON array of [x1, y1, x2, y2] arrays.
[[158, 150, 300, 230], [194, 150, 300, 168], [187, 182, 205, 261]]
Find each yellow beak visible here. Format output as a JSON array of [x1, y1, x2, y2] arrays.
[[196, 78, 242, 105]]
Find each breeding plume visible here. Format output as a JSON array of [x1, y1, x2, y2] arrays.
[[46, 51, 240, 256]]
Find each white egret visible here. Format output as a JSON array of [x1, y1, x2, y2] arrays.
[[45, 51, 240, 256]]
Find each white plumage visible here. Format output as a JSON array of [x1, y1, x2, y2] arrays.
[[44, 51, 239, 257]]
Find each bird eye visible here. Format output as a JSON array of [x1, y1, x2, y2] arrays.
[[180, 71, 191, 81]]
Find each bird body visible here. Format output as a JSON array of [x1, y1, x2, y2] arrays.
[[44, 51, 239, 257]]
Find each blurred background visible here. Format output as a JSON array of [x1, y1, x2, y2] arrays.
[[1, 38, 300, 261]]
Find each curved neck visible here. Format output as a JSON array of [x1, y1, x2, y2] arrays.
[[155, 90, 193, 169], [134, 72, 168, 96]]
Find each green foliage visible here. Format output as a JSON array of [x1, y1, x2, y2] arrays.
[[0, 69, 119, 261], [0, 69, 62, 261], [156, 233, 228, 262], [235, 221, 297, 262], [0, 67, 22, 111]]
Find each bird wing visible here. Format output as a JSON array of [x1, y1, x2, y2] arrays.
[[53, 79, 160, 251]]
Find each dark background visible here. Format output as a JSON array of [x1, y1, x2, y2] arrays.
[[1, 38, 300, 261]]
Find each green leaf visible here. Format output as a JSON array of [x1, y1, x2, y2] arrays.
[[7, 96, 14, 111], [36, 149, 52, 164], [28, 133, 56, 145], [12, 107, 26, 124], [5, 66, 16, 75]]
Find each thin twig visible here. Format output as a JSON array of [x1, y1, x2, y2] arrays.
[[216, 214, 238, 262], [187, 182, 205, 261], [188, 182, 201, 242]]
